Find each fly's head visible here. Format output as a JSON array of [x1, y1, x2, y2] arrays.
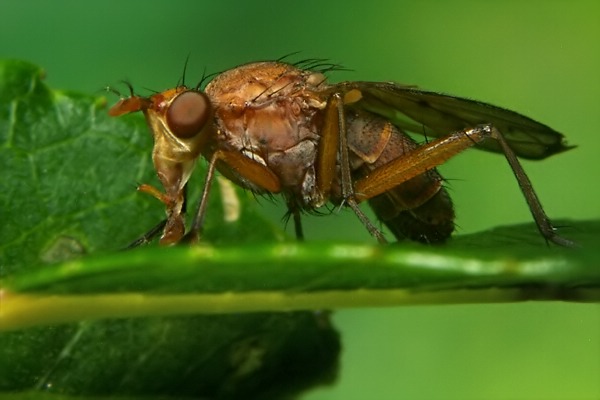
[[109, 84, 215, 245], [109, 86, 214, 162]]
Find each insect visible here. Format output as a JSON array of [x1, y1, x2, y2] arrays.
[[109, 60, 574, 247]]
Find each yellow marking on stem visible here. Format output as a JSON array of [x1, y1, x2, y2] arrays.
[[1, 288, 534, 332]]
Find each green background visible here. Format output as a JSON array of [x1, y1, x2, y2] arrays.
[[2, 1, 599, 399]]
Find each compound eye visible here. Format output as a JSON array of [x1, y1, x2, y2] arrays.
[[166, 91, 211, 138]]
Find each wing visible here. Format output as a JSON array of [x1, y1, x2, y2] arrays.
[[338, 82, 573, 159]]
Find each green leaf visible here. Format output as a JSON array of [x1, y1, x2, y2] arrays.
[[1, 59, 598, 399], [0, 60, 283, 275], [2, 221, 599, 332]]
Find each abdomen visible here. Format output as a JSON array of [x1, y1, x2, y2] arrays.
[[346, 110, 455, 243]]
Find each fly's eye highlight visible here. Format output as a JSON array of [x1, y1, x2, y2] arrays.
[[166, 91, 211, 138]]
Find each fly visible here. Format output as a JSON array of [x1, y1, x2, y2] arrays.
[[109, 60, 575, 247]]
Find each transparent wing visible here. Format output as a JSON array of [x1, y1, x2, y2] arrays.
[[338, 82, 573, 159]]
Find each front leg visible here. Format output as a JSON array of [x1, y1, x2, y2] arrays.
[[187, 149, 283, 243], [135, 181, 186, 246]]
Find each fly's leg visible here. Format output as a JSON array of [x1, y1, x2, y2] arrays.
[[123, 218, 167, 249], [186, 149, 283, 243], [321, 93, 388, 243], [292, 210, 304, 240], [185, 151, 219, 244], [123, 181, 188, 247], [353, 125, 496, 200], [491, 128, 576, 247], [285, 203, 305, 241], [353, 124, 575, 247]]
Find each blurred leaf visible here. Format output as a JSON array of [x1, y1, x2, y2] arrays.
[[0, 59, 598, 399], [0, 312, 340, 400]]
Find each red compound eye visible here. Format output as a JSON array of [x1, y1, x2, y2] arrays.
[[166, 91, 211, 138]]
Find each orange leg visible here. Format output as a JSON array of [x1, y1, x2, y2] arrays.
[[317, 93, 388, 243], [352, 124, 575, 247], [138, 183, 174, 207], [123, 184, 177, 248], [315, 93, 342, 201], [136, 183, 187, 246]]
